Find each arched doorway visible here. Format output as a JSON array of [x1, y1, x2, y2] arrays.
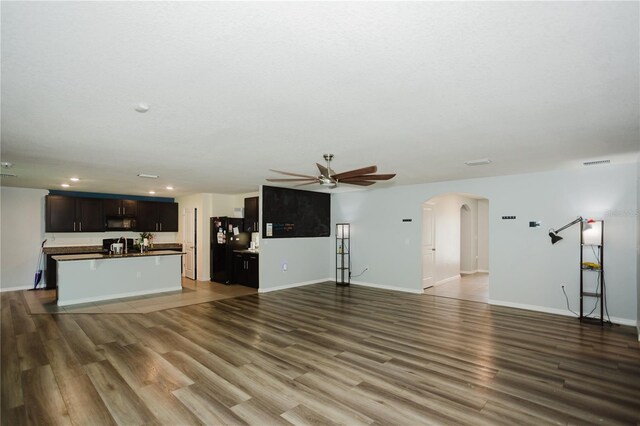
[[422, 193, 489, 303]]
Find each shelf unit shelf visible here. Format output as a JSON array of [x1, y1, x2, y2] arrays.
[[580, 220, 604, 325], [336, 223, 350, 286]]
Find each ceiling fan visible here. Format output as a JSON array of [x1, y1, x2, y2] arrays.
[[267, 154, 396, 188]]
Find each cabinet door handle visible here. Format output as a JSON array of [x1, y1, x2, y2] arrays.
[[73, 222, 76, 232], [123, 207, 126, 215], [160, 223, 162, 231], [79, 222, 82, 231], [118, 207, 121, 215]]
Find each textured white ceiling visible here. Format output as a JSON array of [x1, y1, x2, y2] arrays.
[[1, 1, 638, 197]]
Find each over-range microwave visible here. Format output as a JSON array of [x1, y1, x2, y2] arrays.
[[105, 216, 137, 231]]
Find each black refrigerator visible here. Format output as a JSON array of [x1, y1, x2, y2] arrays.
[[210, 217, 250, 283]]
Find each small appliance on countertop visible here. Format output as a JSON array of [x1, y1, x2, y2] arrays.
[[102, 238, 134, 254]]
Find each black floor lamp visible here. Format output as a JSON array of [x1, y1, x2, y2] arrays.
[[548, 216, 588, 244]]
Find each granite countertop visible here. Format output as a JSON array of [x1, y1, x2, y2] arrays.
[[233, 249, 260, 254], [44, 243, 182, 255], [52, 250, 185, 262]]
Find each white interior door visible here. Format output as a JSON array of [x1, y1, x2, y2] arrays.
[[422, 205, 436, 289], [183, 207, 196, 280]]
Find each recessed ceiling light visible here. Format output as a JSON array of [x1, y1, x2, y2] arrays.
[[137, 173, 159, 179], [464, 158, 492, 166], [1, 162, 13, 168], [61, 183, 70, 188], [70, 177, 80, 182], [166, 186, 174, 190], [148, 191, 156, 194], [135, 103, 150, 113]]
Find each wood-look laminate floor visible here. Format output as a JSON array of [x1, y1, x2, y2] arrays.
[[2, 282, 639, 425], [23, 278, 257, 314], [424, 273, 489, 303]]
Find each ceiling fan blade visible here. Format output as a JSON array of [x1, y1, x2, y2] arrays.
[[266, 178, 318, 182], [340, 180, 376, 186], [341, 173, 396, 181], [332, 165, 378, 180], [316, 163, 329, 177], [269, 169, 317, 179]]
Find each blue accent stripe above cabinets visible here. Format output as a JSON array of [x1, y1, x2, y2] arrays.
[[47, 190, 174, 203]]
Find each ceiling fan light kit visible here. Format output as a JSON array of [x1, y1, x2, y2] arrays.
[[267, 154, 395, 188]]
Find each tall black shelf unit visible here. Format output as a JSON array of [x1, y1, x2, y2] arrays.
[[580, 220, 604, 324], [336, 223, 350, 286]]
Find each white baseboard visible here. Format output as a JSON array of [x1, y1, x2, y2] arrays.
[[0, 285, 34, 292], [460, 270, 477, 275], [477, 269, 489, 273], [258, 278, 331, 294], [434, 275, 460, 286], [350, 280, 424, 294], [489, 299, 636, 327], [57, 286, 183, 307]]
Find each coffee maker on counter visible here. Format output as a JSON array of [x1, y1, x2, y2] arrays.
[[102, 238, 134, 255]]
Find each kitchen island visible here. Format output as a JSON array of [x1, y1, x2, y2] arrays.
[[52, 250, 184, 306]]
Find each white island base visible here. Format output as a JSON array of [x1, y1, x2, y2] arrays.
[[54, 251, 183, 306]]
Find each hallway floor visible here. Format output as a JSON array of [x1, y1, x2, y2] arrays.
[[423, 272, 488, 303]]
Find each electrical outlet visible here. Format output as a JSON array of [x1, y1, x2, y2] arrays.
[[282, 263, 287, 271]]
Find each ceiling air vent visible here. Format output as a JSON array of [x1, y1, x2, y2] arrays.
[[583, 160, 610, 166], [0, 173, 17, 177]]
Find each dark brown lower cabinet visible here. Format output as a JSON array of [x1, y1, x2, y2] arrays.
[[45, 256, 57, 290], [233, 252, 259, 288]]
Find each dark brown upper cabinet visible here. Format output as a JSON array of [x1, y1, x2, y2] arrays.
[[244, 196, 259, 233], [137, 201, 178, 232], [103, 199, 137, 216], [46, 195, 104, 232]]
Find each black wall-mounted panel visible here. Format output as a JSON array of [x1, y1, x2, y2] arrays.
[[262, 186, 330, 238]]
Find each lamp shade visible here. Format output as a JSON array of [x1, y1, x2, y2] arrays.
[[549, 232, 563, 244]]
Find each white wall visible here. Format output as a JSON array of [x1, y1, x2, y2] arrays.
[[637, 156, 640, 337], [1, 187, 47, 290], [332, 163, 638, 324], [460, 203, 476, 273], [259, 237, 332, 292], [477, 199, 490, 272]]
